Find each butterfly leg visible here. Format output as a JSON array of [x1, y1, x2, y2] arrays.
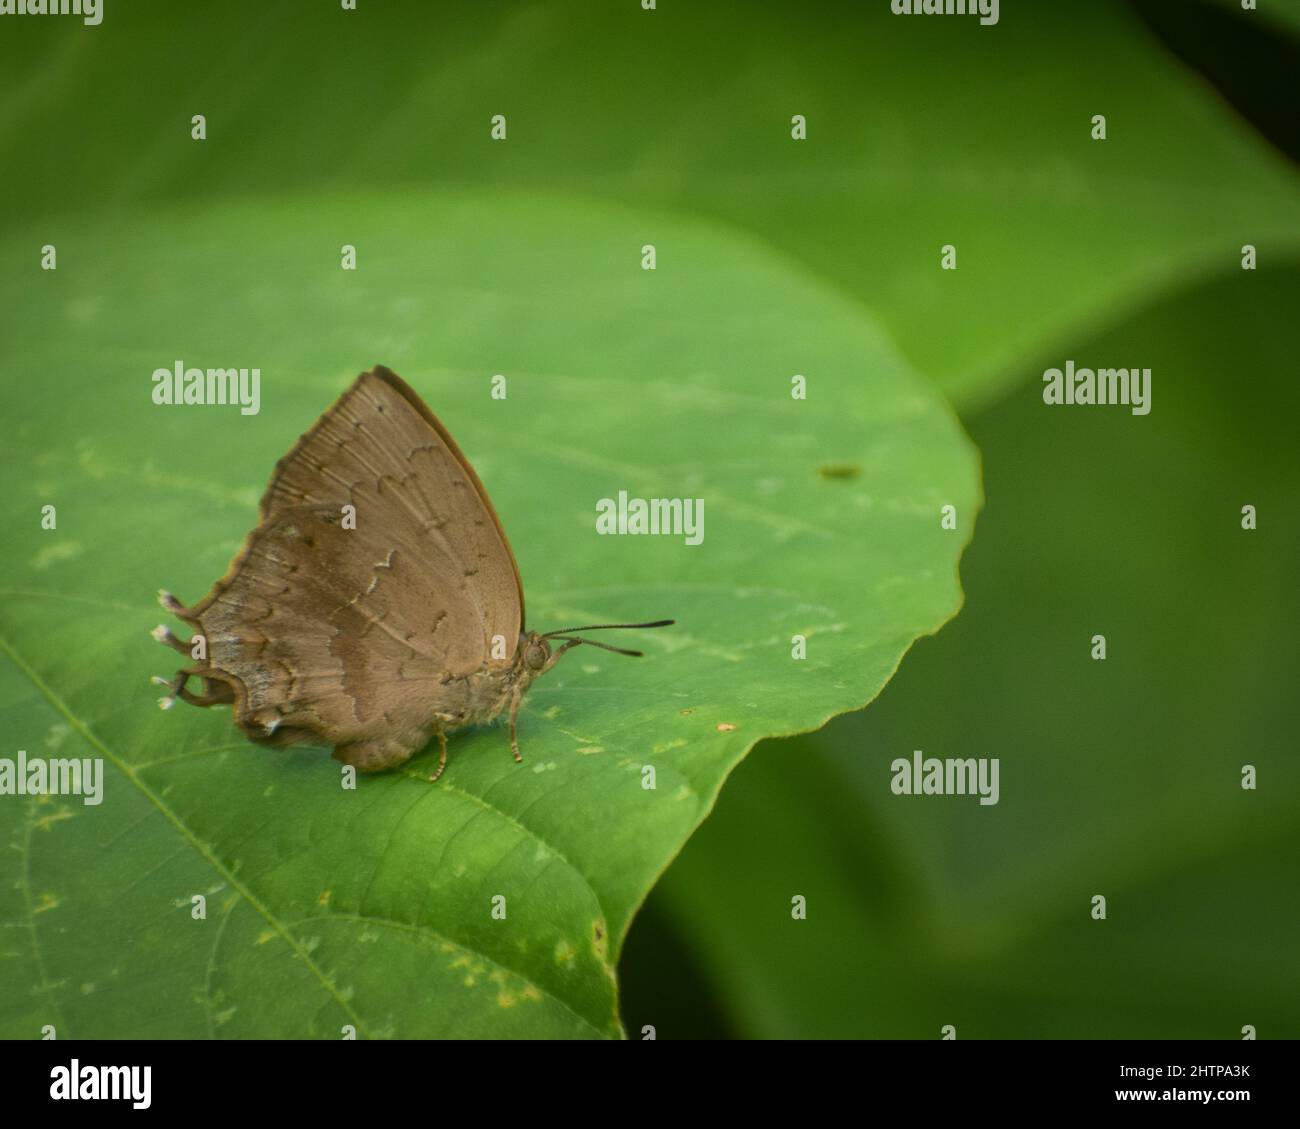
[[511, 641, 585, 764], [507, 688, 525, 764], [543, 639, 583, 671], [428, 727, 449, 783]]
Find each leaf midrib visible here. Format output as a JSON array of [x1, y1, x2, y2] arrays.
[[0, 632, 612, 1040], [0, 632, 369, 1036]]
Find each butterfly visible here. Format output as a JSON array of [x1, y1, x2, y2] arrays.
[[151, 365, 672, 780]]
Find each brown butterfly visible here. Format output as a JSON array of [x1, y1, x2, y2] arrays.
[[151, 366, 671, 780]]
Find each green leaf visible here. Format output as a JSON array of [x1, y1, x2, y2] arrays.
[[624, 263, 1300, 1038], [3, 1, 1298, 410], [0, 189, 979, 1038], [1204, 0, 1300, 38]]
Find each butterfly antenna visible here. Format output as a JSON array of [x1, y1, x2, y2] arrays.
[[548, 636, 646, 657], [541, 619, 674, 639]]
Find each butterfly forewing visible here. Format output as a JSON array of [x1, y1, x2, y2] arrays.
[[187, 367, 524, 746]]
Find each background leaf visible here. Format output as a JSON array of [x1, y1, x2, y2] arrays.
[[621, 263, 1300, 1039], [1204, 0, 1300, 37], [0, 189, 979, 1038], [1, 0, 1298, 409]]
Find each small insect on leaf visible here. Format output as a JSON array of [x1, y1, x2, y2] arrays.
[[817, 463, 862, 480]]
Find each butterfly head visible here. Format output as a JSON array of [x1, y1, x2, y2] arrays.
[[524, 619, 676, 676], [519, 632, 552, 674]]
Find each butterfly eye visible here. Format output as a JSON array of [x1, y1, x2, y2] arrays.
[[525, 642, 550, 671]]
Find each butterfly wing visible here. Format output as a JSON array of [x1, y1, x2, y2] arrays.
[[257, 366, 524, 632], [182, 367, 524, 752]]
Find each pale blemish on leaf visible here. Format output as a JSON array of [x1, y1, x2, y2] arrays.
[[43, 723, 70, 751], [31, 541, 83, 570], [34, 808, 73, 832], [491, 969, 541, 1009], [542, 706, 561, 720], [488, 968, 515, 1008], [65, 295, 104, 326], [555, 939, 576, 965], [450, 954, 488, 982], [33, 893, 60, 914], [576, 746, 604, 756], [716, 722, 737, 732]]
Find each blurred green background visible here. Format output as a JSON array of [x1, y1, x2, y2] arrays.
[[622, 262, 1300, 1038], [3, 0, 1298, 1038]]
